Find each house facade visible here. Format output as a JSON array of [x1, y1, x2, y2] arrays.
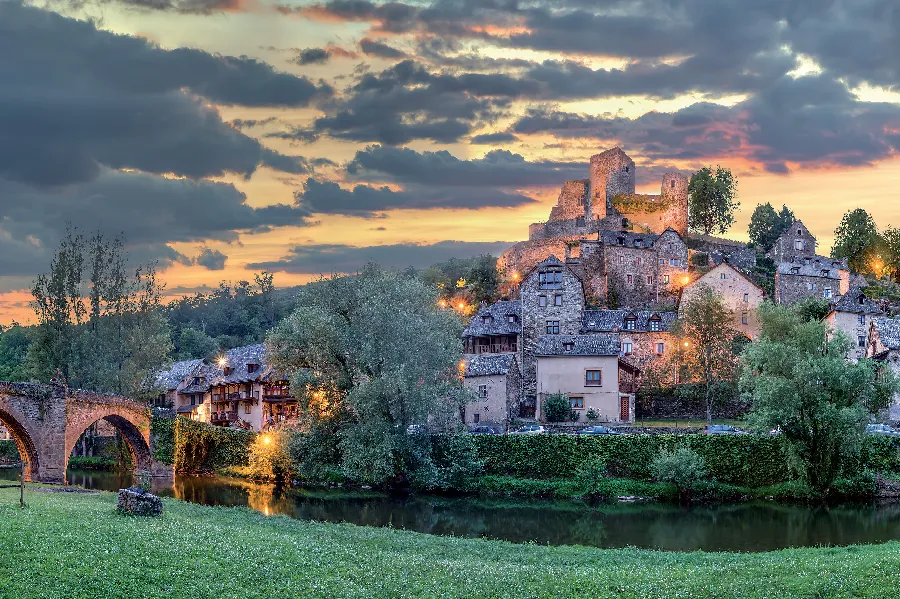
[[462, 354, 521, 429], [866, 318, 900, 420], [680, 263, 766, 339], [769, 221, 850, 305], [826, 288, 883, 360]]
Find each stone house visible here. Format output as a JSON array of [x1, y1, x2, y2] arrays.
[[680, 263, 766, 339], [775, 257, 850, 305], [827, 288, 884, 360], [534, 334, 637, 423], [866, 317, 900, 420], [768, 220, 818, 264], [462, 354, 521, 429], [462, 300, 521, 355], [581, 309, 677, 369], [154, 358, 203, 408], [158, 344, 298, 432]]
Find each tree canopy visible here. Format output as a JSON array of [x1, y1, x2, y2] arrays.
[[832, 208, 882, 274], [688, 166, 739, 236], [748, 203, 795, 251]]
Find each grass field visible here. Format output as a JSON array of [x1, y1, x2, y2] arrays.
[[1, 487, 899, 598]]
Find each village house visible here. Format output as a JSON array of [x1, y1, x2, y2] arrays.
[[580, 309, 677, 369], [866, 317, 900, 420], [680, 262, 766, 339], [462, 354, 521, 430], [534, 334, 638, 423], [770, 220, 850, 305], [153, 358, 203, 408], [826, 287, 884, 360]]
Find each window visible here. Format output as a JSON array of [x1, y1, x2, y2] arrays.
[[797, 229, 802, 235], [621, 341, 633, 354], [858, 336, 866, 348], [626, 274, 633, 285], [666, 242, 674, 250], [247, 364, 258, 374], [570, 396, 585, 409], [858, 314, 866, 325], [649, 319, 661, 332], [806, 281, 813, 290], [624, 166, 629, 172], [245, 402, 251, 415], [741, 312, 748, 325], [576, 216, 585, 227], [671, 179, 676, 189], [477, 385, 487, 399], [554, 294, 563, 306], [564, 342, 574, 351], [539, 271, 562, 289], [624, 318, 636, 330], [794, 239, 804, 250], [659, 258, 666, 265], [473, 413, 480, 424], [743, 293, 749, 302], [481, 315, 491, 324], [577, 195, 584, 206], [190, 395, 196, 406], [508, 315, 517, 323], [546, 320, 560, 334], [585, 370, 602, 386], [858, 295, 865, 305], [634, 240, 643, 248], [663, 274, 670, 284], [617, 237, 625, 246], [656, 342, 665, 354], [619, 255, 625, 264], [670, 258, 680, 266], [720, 272, 727, 279], [539, 295, 547, 307], [223, 366, 234, 376], [634, 257, 641, 266], [646, 275, 653, 285], [824, 288, 833, 299]]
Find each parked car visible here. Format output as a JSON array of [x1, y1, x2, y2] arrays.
[[509, 424, 546, 435], [865, 424, 900, 437], [576, 425, 622, 435], [704, 424, 748, 435], [468, 425, 501, 435]]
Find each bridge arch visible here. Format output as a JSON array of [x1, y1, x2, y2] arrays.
[[64, 399, 153, 479], [0, 407, 40, 481]]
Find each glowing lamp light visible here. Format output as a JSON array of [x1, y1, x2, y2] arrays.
[[217, 356, 227, 367], [457, 302, 466, 310], [512, 272, 520, 280], [262, 434, 272, 445], [683, 341, 690, 348], [438, 299, 447, 308], [682, 275, 690, 284]]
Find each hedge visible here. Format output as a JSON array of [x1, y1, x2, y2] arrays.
[[471, 434, 900, 488], [173, 417, 255, 473], [0, 439, 19, 463], [150, 415, 175, 465]]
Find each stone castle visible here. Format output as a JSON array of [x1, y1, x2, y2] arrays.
[[499, 147, 690, 307]]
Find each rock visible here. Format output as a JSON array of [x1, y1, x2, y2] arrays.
[[117, 487, 163, 517]]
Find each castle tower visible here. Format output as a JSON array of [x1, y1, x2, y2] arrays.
[[660, 172, 689, 236], [588, 147, 635, 221]]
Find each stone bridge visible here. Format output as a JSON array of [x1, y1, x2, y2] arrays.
[[0, 382, 171, 483]]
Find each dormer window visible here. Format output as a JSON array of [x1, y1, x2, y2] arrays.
[[564, 342, 574, 351], [624, 318, 636, 331], [223, 366, 235, 376], [790, 267, 800, 274], [617, 237, 625, 246], [481, 315, 491, 324], [634, 239, 643, 248], [507, 314, 517, 323], [822, 269, 829, 277], [858, 296, 865, 305], [649, 318, 661, 332], [247, 364, 258, 374]]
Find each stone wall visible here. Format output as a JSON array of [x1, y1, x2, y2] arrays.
[[619, 333, 675, 370], [547, 179, 588, 222], [654, 229, 689, 300], [775, 272, 841, 305], [464, 373, 510, 428], [770, 221, 817, 263], [826, 310, 873, 361], [603, 245, 658, 307], [589, 148, 635, 218], [682, 264, 765, 339]]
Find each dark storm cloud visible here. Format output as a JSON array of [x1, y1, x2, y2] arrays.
[[0, 2, 325, 187], [359, 38, 407, 58], [78, 0, 252, 14], [195, 248, 228, 270], [296, 178, 537, 217], [247, 240, 512, 274], [295, 48, 331, 65], [346, 146, 582, 186], [471, 132, 520, 144], [513, 75, 900, 167]]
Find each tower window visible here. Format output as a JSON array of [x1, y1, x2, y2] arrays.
[[546, 321, 560, 334], [624, 166, 629, 173], [671, 180, 675, 189]]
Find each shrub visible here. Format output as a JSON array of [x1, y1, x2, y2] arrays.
[[173, 418, 254, 473], [585, 408, 599, 421], [429, 433, 484, 492], [247, 431, 294, 482], [690, 252, 709, 266], [150, 415, 175, 465], [542, 394, 571, 422], [650, 446, 708, 498], [569, 409, 580, 422]]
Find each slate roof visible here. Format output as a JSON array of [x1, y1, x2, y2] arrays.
[[534, 334, 621, 356], [154, 359, 203, 391], [599, 230, 657, 249], [581, 310, 677, 333], [463, 300, 522, 337], [832, 287, 883, 315], [209, 344, 268, 385], [872, 318, 900, 351], [464, 354, 517, 378], [777, 257, 845, 279]]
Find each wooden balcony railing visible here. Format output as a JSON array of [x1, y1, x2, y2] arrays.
[[474, 343, 517, 354]]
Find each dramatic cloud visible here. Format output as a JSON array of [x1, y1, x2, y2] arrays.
[[471, 132, 520, 144], [295, 47, 330, 65], [359, 38, 407, 59], [195, 248, 228, 270], [248, 240, 512, 274], [346, 146, 583, 187], [296, 178, 537, 217]]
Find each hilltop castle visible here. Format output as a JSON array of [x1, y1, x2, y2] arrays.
[[499, 147, 690, 306]]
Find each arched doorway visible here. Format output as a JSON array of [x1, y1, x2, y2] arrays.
[[0, 409, 40, 481]]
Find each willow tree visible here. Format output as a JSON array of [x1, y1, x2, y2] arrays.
[[266, 264, 473, 488], [741, 303, 897, 492]]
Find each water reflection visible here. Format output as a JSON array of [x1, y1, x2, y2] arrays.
[[7, 468, 900, 552]]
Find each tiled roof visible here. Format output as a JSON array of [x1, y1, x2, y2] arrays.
[[832, 287, 883, 315], [154, 359, 203, 391], [464, 354, 517, 377], [599, 230, 657, 249], [873, 318, 900, 351], [777, 256, 845, 279], [582, 310, 677, 333], [535, 334, 620, 356], [463, 300, 522, 337], [537, 255, 565, 267]]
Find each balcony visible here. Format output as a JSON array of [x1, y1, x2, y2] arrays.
[[211, 411, 238, 423], [474, 343, 517, 354]]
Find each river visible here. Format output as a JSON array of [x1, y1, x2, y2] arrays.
[[7, 468, 900, 552]]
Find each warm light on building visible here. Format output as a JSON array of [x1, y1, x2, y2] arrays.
[[217, 356, 227, 367], [262, 434, 272, 445], [438, 299, 447, 308]]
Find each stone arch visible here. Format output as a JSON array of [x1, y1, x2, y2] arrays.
[[64, 408, 152, 480], [0, 407, 40, 481]]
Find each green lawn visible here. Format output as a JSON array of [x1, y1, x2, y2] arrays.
[[2, 488, 900, 598]]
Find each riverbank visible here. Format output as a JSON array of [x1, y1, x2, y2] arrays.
[[1, 487, 899, 598]]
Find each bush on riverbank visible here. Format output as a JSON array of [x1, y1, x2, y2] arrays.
[[67, 456, 118, 471], [173, 418, 255, 473]]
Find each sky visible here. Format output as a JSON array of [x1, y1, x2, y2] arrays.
[[1, 0, 898, 324]]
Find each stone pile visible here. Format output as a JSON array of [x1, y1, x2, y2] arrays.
[[116, 487, 163, 516]]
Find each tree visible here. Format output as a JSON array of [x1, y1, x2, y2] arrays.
[[671, 285, 738, 423], [881, 226, 900, 280], [741, 303, 897, 493], [0, 324, 32, 382], [175, 328, 219, 360], [832, 208, 882, 274], [542, 393, 571, 422], [748, 203, 795, 252], [265, 264, 470, 489], [650, 446, 708, 501], [688, 166, 739, 236], [792, 296, 831, 323]]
